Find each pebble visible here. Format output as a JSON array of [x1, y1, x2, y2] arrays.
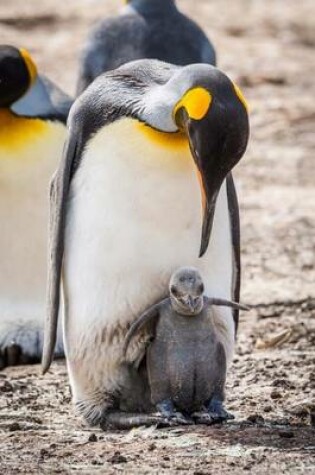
[[278, 430, 294, 438], [247, 414, 265, 424], [270, 390, 282, 399], [8, 422, 21, 431], [108, 451, 127, 464]]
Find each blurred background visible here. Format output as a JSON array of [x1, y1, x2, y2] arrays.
[[0, 1, 314, 471]]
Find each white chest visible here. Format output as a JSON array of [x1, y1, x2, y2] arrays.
[[63, 119, 233, 344]]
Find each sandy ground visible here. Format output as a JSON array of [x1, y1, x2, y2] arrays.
[[0, 0, 314, 473]]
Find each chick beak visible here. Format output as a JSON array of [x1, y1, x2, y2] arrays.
[[187, 295, 195, 313]]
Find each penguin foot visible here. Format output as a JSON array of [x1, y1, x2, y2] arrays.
[[191, 411, 214, 426], [207, 398, 235, 422], [0, 323, 64, 369], [155, 400, 193, 426], [100, 411, 170, 430]]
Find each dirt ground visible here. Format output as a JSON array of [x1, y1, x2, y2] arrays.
[[0, 0, 314, 473]]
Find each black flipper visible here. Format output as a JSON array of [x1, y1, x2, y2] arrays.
[[42, 129, 80, 373], [123, 299, 169, 358], [226, 173, 241, 333], [204, 297, 250, 312]]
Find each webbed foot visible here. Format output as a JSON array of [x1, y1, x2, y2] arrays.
[[191, 410, 214, 425], [156, 400, 192, 426], [207, 398, 235, 422], [100, 411, 171, 430]]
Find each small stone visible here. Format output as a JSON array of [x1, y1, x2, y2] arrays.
[[8, 422, 21, 431], [39, 448, 49, 458], [278, 430, 294, 438], [270, 390, 282, 400], [263, 405, 272, 413], [247, 414, 265, 424], [88, 433, 97, 442], [0, 381, 13, 393], [148, 443, 156, 451], [108, 451, 127, 464], [163, 455, 170, 461]]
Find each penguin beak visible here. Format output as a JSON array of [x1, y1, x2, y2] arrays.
[[176, 107, 227, 257], [175, 85, 249, 258]]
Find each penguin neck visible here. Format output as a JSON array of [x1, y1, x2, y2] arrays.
[[0, 108, 17, 122], [128, 0, 176, 14]]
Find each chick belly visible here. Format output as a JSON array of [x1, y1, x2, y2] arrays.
[[168, 345, 213, 413], [0, 122, 66, 321]]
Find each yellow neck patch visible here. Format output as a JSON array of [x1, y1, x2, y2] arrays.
[[0, 109, 49, 154], [233, 83, 248, 112], [19, 48, 37, 86], [174, 87, 212, 121], [136, 121, 189, 150]]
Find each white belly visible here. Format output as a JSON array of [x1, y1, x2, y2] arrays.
[[0, 121, 66, 322], [64, 118, 234, 363]]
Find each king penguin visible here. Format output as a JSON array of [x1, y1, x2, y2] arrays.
[[43, 59, 249, 425], [0, 45, 72, 368], [76, 0, 216, 95]]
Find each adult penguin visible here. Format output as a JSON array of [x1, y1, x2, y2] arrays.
[[76, 0, 216, 94], [43, 59, 249, 425], [0, 45, 72, 368]]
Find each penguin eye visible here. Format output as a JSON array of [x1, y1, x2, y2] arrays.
[[198, 283, 204, 293], [171, 285, 180, 297]]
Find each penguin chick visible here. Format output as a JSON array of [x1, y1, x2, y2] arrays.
[[124, 267, 249, 426], [76, 0, 216, 95]]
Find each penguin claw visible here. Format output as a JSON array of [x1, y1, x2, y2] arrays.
[[169, 412, 193, 426], [191, 411, 214, 425], [207, 398, 235, 422], [155, 401, 193, 426]]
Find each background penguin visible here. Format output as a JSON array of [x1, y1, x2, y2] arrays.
[[0, 45, 72, 369], [121, 267, 249, 428], [76, 0, 216, 95], [43, 59, 249, 426]]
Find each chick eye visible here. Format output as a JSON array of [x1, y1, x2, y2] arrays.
[[171, 285, 180, 297], [198, 283, 204, 293]]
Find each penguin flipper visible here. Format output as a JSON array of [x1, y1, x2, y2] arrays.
[[226, 173, 241, 333], [42, 131, 78, 373], [204, 297, 250, 312], [123, 299, 168, 358]]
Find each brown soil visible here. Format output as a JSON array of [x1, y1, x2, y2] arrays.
[[0, 1, 314, 473]]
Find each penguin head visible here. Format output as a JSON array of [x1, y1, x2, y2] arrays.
[[138, 62, 249, 256], [75, 60, 249, 257], [0, 45, 37, 108], [169, 267, 204, 316]]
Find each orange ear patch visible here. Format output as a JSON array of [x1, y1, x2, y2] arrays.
[[19, 48, 37, 85], [233, 83, 248, 112], [174, 87, 212, 121]]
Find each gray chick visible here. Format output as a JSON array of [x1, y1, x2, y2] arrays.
[[124, 267, 249, 425]]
